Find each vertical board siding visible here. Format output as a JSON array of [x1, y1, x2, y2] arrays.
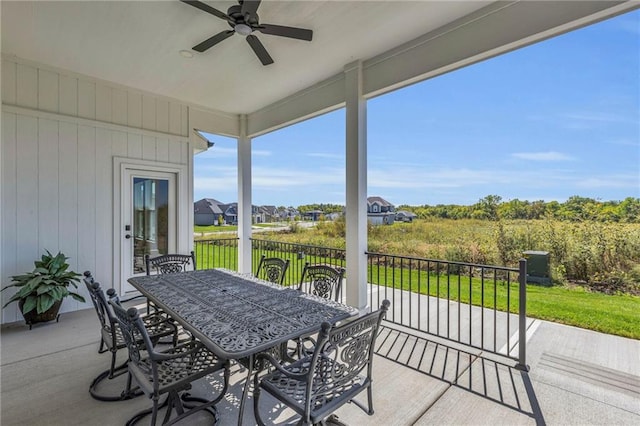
[[95, 128, 113, 291], [156, 137, 169, 162], [112, 88, 128, 126], [38, 119, 60, 252], [127, 92, 142, 128], [75, 125, 97, 312], [58, 122, 79, 310], [156, 99, 169, 133], [96, 84, 112, 123], [2, 60, 17, 105], [169, 102, 182, 135], [78, 79, 96, 120], [16, 63, 38, 109], [38, 69, 59, 113], [2, 112, 18, 323], [15, 116, 39, 314], [59, 74, 78, 117], [127, 133, 143, 159], [1, 59, 191, 323], [142, 135, 157, 160], [142, 95, 156, 131]]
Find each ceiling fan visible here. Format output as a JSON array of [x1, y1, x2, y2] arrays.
[[181, 0, 313, 65]]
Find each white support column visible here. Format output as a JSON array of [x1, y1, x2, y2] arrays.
[[237, 114, 252, 274], [344, 60, 368, 312]]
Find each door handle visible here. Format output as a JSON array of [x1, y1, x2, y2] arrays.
[[125, 234, 131, 239]]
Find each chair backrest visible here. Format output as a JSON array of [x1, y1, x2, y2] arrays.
[[83, 271, 113, 331], [306, 300, 390, 412], [108, 299, 155, 368], [298, 263, 345, 301], [145, 251, 196, 275], [255, 254, 290, 285]]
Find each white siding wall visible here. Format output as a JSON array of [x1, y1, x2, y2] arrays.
[[1, 58, 191, 324]]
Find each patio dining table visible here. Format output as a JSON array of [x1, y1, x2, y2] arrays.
[[127, 268, 357, 425]]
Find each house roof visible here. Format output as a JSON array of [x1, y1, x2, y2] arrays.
[[3, 1, 634, 138], [194, 198, 224, 215], [368, 196, 394, 207]]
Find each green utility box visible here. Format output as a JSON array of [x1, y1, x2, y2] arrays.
[[522, 250, 551, 285]]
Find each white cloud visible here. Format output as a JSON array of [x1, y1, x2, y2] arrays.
[[511, 151, 574, 161], [307, 153, 343, 160], [252, 166, 344, 188], [575, 173, 640, 189]]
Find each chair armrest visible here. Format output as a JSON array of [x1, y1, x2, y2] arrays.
[[150, 340, 206, 362], [119, 293, 147, 304], [255, 352, 310, 380]]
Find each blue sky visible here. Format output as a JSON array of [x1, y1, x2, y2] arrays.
[[195, 10, 639, 207]]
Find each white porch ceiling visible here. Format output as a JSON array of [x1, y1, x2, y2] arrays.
[[2, 1, 638, 136]]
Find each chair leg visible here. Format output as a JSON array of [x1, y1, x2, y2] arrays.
[[89, 360, 141, 402], [367, 384, 374, 415], [151, 395, 160, 426], [108, 348, 118, 379], [253, 373, 267, 426], [162, 392, 177, 424]]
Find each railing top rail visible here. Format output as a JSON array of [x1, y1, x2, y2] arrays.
[[250, 238, 346, 252], [365, 251, 520, 272], [195, 237, 239, 241]]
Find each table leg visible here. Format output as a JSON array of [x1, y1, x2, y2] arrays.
[[238, 354, 254, 426]]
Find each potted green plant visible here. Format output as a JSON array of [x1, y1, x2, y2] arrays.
[[2, 250, 85, 328]]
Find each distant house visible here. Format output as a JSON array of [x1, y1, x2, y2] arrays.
[[220, 203, 238, 225], [302, 210, 323, 221], [367, 196, 395, 225], [277, 207, 299, 221], [259, 205, 278, 223], [194, 198, 224, 226], [395, 210, 417, 222], [195, 199, 279, 225]]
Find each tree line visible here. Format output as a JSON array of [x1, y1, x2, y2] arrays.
[[398, 195, 640, 223]]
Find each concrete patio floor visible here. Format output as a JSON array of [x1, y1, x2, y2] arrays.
[[1, 304, 639, 425]]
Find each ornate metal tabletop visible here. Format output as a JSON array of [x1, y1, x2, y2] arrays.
[[128, 268, 357, 359]]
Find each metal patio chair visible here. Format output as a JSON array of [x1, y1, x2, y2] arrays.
[[298, 263, 345, 302], [145, 251, 196, 275], [292, 263, 346, 358], [144, 251, 196, 314], [109, 299, 230, 426], [255, 254, 290, 285], [253, 300, 391, 426], [82, 271, 178, 401]]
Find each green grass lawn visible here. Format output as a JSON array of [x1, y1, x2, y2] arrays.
[[369, 265, 639, 339]]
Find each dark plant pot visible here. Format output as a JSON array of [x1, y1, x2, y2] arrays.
[[19, 299, 62, 329]]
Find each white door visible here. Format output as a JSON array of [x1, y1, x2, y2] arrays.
[[121, 169, 177, 293]]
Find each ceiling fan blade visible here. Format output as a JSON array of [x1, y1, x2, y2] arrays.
[[246, 35, 274, 66], [193, 30, 235, 52], [181, 0, 229, 21], [258, 24, 313, 41], [241, 0, 261, 18]]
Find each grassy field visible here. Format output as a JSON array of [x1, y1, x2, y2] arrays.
[[194, 218, 640, 339], [194, 225, 238, 233]]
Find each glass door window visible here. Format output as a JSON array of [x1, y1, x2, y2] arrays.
[[132, 177, 169, 274]]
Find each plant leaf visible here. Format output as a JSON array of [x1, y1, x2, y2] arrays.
[[37, 293, 55, 314], [22, 296, 37, 314], [69, 292, 86, 303], [36, 284, 55, 295]]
